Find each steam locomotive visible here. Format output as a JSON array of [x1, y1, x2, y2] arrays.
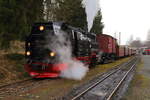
[[25, 21, 136, 78], [25, 22, 100, 78]]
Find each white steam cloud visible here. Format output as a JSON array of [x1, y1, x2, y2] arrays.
[[47, 23, 89, 80], [83, 0, 100, 31]]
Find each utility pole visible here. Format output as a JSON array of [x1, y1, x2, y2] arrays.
[[119, 32, 121, 45], [114, 32, 116, 39]]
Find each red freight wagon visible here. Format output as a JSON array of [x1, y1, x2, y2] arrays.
[[132, 49, 136, 55], [129, 48, 132, 56], [97, 34, 118, 61], [97, 34, 117, 54], [117, 46, 125, 57], [131, 49, 133, 55], [124, 47, 129, 56]]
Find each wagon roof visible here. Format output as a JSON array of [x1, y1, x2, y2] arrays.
[[97, 34, 117, 40]]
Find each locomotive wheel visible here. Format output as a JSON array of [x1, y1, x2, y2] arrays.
[[98, 56, 105, 64], [98, 60, 104, 64]]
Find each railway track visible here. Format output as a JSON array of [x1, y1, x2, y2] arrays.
[[0, 78, 36, 98], [68, 56, 139, 100], [0, 78, 32, 89], [0, 57, 138, 99], [106, 58, 139, 100], [0, 77, 59, 98]]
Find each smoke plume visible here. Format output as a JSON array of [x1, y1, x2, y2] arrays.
[[47, 23, 89, 80], [83, 0, 100, 31]]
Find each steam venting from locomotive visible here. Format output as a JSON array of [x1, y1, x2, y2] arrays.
[[47, 23, 88, 80], [83, 0, 100, 31]]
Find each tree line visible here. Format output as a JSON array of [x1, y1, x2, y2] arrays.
[[0, 0, 104, 49]]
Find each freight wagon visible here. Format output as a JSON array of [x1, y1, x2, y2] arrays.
[[96, 34, 117, 63], [117, 46, 125, 58], [124, 46, 129, 57]]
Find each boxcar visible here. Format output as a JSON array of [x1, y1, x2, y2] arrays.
[[96, 34, 117, 62], [132, 49, 136, 55], [117, 46, 125, 58], [124, 47, 129, 57], [129, 48, 132, 56]]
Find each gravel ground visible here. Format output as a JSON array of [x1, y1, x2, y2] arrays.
[[139, 55, 150, 77], [122, 55, 150, 100], [0, 57, 132, 100], [63, 64, 125, 100], [113, 60, 137, 100], [64, 57, 138, 100]]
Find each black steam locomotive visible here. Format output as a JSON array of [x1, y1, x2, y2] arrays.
[[25, 22, 100, 78]]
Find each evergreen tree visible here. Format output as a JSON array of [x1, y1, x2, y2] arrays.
[[0, 0, 17, 48], [0, 0, 44, 49], [90, 10, 104, 34], [55, 0, 88, 30]]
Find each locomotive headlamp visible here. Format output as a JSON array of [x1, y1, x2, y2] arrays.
[[26, 51, 31, 56], [28, 42, 31, 46], [39, 26, 44, 31], [50, 52, 55, 57]]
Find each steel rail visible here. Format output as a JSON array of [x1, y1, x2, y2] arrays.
[[71, 57, 137, 100], [106, 58, 139, 100]]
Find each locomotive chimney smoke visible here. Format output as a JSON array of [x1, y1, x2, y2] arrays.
[[46, 24, 88, 80], [83, 0, 100, 31]]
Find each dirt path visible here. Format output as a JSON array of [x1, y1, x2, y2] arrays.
[[0, 55, 16, 85], [140, 55, 150, 77]]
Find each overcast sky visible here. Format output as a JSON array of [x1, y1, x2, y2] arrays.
[[99, 0, 150, 44]]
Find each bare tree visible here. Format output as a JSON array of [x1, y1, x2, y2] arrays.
[[130, 37, 142, 48], [44, 0, 58, 21], [126, 35, 133, 45], [141, 29, 150, 48]]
